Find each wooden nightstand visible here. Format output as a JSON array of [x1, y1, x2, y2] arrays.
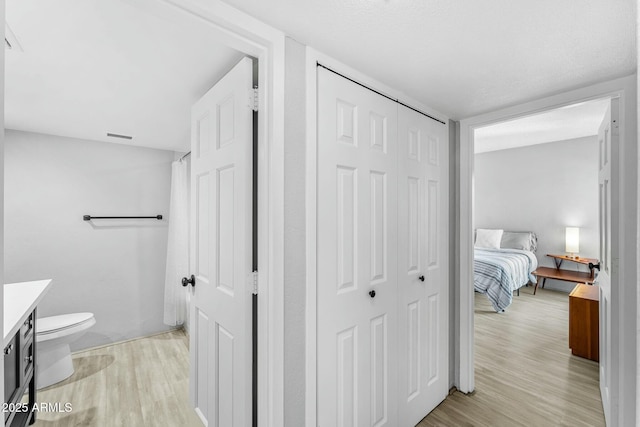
[[569, 283, 599, 362]]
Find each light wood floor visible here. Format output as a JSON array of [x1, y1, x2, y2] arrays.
[[34, 287, 604, 427], [418, 286, 605, 426], [34, 329, 202, 427]]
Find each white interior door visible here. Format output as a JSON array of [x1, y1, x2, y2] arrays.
[[317, 67, 399, 427], [396, 105, 449, 426], [597, 99, 616, 424], [189, 57, 253, 427]]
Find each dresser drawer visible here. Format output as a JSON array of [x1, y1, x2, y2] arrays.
[[20, 312, 34, 343], [4, 333, 20, 414], [22, 340, 34, 380]]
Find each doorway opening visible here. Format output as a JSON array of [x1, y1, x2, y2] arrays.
[[468, 98, 610, 425], [457, 76, 637, 427], [3, 0, 283, 425]]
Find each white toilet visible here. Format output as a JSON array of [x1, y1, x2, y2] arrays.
[[36, 312, 96, 389]]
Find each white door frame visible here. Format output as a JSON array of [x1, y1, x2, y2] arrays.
[[127, 0, 286, 425], [0, 0, 5, 407], [457, 75, 637, 425], [304, 48, 449, 426]]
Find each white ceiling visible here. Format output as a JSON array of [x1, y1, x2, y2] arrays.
[[5, 0, 244, 151], [474, 98, 610, 154], [222, 0, 636, 119], [4, 1, 636, 152]]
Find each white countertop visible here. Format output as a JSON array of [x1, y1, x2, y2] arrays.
[[4, 280, 52, 347]]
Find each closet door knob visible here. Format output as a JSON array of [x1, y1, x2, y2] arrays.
[[369, 290, 376, 298], [418, 275, 425, 282], [182, 275, 196, 287]]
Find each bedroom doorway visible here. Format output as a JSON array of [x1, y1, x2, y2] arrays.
[[469, 98, 611, 425], [458, 76, 637, 426]]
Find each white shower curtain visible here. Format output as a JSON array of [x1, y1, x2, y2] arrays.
[[163, 159, 189, 326]]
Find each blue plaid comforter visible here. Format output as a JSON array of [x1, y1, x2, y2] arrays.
[[474, 248, 538, 312]]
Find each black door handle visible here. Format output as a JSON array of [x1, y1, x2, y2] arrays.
[[369, 290, 376, 298], [418, 275, 425, 282], [588, 262, 601, 271], [182, 275, 195, 287]]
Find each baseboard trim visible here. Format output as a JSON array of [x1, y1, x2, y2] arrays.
[[71, 327, 185, 355]]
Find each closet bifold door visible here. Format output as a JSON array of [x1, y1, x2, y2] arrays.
[[396, 104, 449, 426], [317, 67, 399, 427]]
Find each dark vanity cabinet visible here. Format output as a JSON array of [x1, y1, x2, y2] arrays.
[[4, 310, 36, 427]]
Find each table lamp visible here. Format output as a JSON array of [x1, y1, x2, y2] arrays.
[[565, 227, 580, 259]]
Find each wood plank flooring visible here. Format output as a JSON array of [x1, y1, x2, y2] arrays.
[[418, 286, 605, 426], [33, 329, 202, 427], [33, 287, 604, 426]]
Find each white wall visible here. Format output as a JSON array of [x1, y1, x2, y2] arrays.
[[283, 37, 306, 427], [637, 17, 640, 423], [0, 0, 6, 404], [474, 136, 599, 292], [4, 130, 175, 350], [637, 20, 640, 422]]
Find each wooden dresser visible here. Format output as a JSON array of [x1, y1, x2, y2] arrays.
[[568, 283, 599, 362]]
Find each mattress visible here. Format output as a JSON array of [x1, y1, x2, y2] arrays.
[[474, 247, 538, 312]]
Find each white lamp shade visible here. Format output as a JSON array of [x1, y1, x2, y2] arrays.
[[565, 227, 580, 253]]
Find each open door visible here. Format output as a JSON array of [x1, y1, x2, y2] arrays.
[[188, 57, 254, 426], [596, 98, 617, 424]]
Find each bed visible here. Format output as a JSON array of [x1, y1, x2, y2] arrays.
[[474, 230, 538, 312]]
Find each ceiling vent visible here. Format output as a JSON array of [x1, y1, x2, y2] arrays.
[[107, 132, 133, 140], [5, 22, 23, 52]]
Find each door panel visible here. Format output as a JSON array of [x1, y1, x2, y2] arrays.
[[597, 99, 616, 424], [397, 105, 449, 427], [370, 314, 388, 426], [317, 67, 398, 427], [427, 180, 439, 268], [189, 57, 253, 427]]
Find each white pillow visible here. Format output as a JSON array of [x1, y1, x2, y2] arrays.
[[475, 229, 504, 249], [501, 231, 535, 251]]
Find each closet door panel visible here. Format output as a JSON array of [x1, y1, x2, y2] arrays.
[[397, 106, 449, 426], [317, 67, 398, 427]]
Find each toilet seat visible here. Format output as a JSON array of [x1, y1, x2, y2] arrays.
[[37, 313, 95, 342]]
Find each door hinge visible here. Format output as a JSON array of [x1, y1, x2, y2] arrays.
[[250, 87, 259, 112], [252, 270, 258, 295]]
